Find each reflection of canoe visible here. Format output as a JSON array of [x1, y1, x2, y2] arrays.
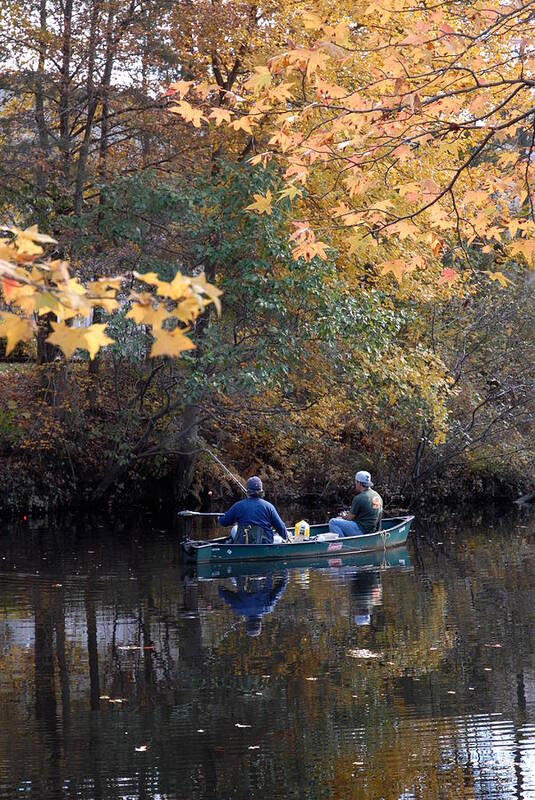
[[182, 515, 414, 564], [192, 546, 411, 580]]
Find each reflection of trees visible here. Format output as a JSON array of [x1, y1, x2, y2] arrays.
[[4, 512, 535, 798]]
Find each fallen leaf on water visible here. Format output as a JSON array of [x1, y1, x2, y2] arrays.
[[235, 723, 251, 728], [135, 745, 148, 752], [347, 649, 382, 659]]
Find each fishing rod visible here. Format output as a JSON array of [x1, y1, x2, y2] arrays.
[[203, 447, 247, 495], [177, 511, 222, 517], [177, 448, 246, 520]]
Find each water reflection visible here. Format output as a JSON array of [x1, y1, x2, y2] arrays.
[[218, 573, 289, 637], [2, 511, 535, 797]]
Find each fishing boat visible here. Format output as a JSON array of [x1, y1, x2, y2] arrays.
[[189, 545, 412, 580], [181, 515, 414, 565]]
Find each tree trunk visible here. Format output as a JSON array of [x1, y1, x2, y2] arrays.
[[59, 0, 73, 189], [173, 402, 200, 503], [34, 0, 49, 196], [73, 0, 101, 215]]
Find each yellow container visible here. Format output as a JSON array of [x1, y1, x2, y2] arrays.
[[294, 520, 310, 539]]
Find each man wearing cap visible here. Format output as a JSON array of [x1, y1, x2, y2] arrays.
[[328, 470, 383, 538], [218, 476, 289, 544]]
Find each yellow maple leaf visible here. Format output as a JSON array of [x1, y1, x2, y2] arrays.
[[510, 239, 535, 263], [166, 80, 194, 98], [484, 270, 513, 287], [228, 116, 256, 135], [380, 259, 412, 283], [163, 272, 193, 301], [169, 101, 207, 128], [209, 107, 234, 126], [126, 302, 170, 329], [173, 296, 203, 323], [268, 83, 295, 103], [10, 225, 56, 259], [0, 312, 35, 355], [7, 283, 37, 315], [133, 271, 163, 289], [150, 329, 196, 358], [302, 10, 323, 29], [278, 184, 302, 202], [46, 321, 90, 359], [190, 272, 223, 314], [245, 189, 273, 215], [248, 152, 272, 168], [82, 323, 115, 359], [292, 239, 329, 262], [244, 66, 272, 93], [11, 225, 56, 246]]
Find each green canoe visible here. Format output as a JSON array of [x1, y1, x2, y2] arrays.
[[182, 515, 414, 565]]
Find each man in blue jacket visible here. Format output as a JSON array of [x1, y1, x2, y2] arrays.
[[218, 476, 288, 544]]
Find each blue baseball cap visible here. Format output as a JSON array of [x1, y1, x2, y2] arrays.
[[246, 476, 263, 495]]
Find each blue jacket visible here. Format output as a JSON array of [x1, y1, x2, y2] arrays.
[[219, 574, 288, 617], [218, 497, 288, 541]]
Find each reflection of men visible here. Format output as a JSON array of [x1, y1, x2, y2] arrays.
[[350, 569, 383, 626], [218, 476, 288, 544], [218, 573, 288, 637], [329, 470, 383, 537]]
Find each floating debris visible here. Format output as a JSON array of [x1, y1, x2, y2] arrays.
[[99, 695, 110, 700], [248, 745, 260, 750], [235, 723, 251, 728], [347, 649, 382, 659], [306, 676, 318, 681], [135, 745, 148, 752], [197, 729, 205, 733], [118, 645, 141, 651]]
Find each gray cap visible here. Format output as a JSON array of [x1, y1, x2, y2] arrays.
[[355, 470, 373, 487]]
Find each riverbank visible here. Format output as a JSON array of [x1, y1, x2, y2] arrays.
[[0, 362, 532, 517]]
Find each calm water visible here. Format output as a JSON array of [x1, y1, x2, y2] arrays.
[[1, 508, 535, 799]]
